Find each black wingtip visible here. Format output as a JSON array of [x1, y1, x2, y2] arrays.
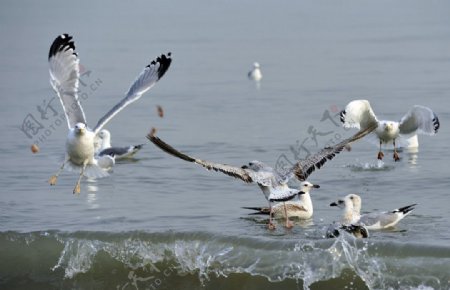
[[396, 203, 417, 214], [242, 207, 270, 215], [433, 114, 440, 133], [134, 144, 145, 150], [339, 110, 346, 123], [147, 52, 172, 79], [49, 33, 75, 60]]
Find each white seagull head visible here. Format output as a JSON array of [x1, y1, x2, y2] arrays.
[[74, 122, 87, 135], [299, 181, 320, 194]]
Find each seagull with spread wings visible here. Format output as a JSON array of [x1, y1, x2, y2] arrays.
[[147, 124, 376, 229], [340, 100, 440, 161], [47, 34, 171, 194]]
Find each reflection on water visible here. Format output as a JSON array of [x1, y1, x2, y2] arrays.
[[86, 179, 99, 209], [405, 148, 419, 166]]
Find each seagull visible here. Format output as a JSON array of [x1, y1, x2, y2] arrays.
[[330, 193, 417, 230], [95, 129, 144, 160], [147, 124, 376, 229], [47, 34, 171, 194], [248, 62, 262, 82], [242, 181, 319, 222], [340, 100, 440, 161], [260, 181, 319, 228], [326, 195, 370, 238]]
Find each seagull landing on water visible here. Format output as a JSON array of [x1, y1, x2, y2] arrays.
[[95, 129, 144, 160], [340, 100, 440, 161], [330, 193, 417, 230], [248, 62, 262, 82], [147, 124, 376, 229], [47, 34, 171, 194]]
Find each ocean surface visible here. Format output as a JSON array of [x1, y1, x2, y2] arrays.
[[1, 1, 450, 289]]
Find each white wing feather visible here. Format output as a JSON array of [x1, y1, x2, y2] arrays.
[[340, 100, 378, 130], [399, 105, 440, 136], [93, 53, 172, 135], [48, 34, 86, 129]]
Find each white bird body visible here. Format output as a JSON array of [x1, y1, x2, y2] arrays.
[[248, 62, 262, 81], [375, 120, 400, 144], [66, 124, 96, 166]]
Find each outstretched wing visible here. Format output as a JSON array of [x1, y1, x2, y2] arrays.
[[93, 53, 172, 134], [147, 133, 254, 183], [340, 100, 378, 130], [399, 105, 440, 136], [288, 124, 377, 181], [48, 34, 86, 128]]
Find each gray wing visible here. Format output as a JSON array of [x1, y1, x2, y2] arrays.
[[147, 133, 254, 183], [98, 146, 132, 156], [93, 53, 172, 135], [399, 105, 440, 136], [98, 144, 143, 158], [268, 188, 299, 202], [48, 34, 86, 128], [287, 123, 377, 181], [359, 212, 399, 228]]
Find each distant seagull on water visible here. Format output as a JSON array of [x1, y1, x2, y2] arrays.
[[340, 100, 440, 161], [147, 124, 376, 229], [47, 34, 171, 194], [248, 62, 262, 82]]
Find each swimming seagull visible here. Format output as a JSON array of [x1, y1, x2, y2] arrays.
[[248, 62, 262, 82], [266, 181, 319, 228], [95, 129, 144, 160], [147, 124, 376, 229], [242, 181, 319, 221], [326, 194, 370, 238], [330, 193, 417, 230], [47, 34, 172, 194], [340, 100, 440, 161]]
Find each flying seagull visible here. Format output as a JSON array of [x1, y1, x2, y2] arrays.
[[330, 193, 417, 230], [340, 100, 439, 161], [95, 129, 144, 160], [47, 34, 171, 194], [147, 124, 376, 229]]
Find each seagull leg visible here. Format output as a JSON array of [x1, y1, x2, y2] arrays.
[[267, 204, 276, 230], [377, 140, 384, 160], [49, 158, 69, 185], [283, 202, 294, 229], [393, 139, 400, 161], [73, 161, 87, 194]]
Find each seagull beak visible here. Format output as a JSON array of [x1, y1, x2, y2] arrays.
[[298, 191, 305, 195], [312, 184, 320, 189], [241, 165, 248, 169], [330, 202, 338, 207]]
